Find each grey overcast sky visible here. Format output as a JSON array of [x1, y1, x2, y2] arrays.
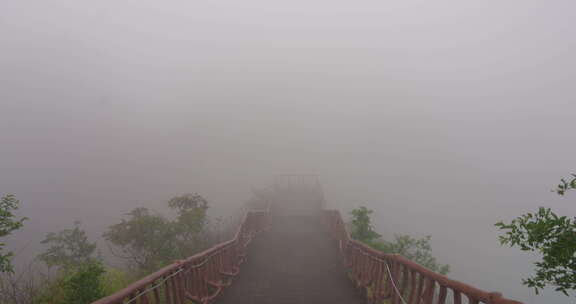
[[1, 1, 575, 303]]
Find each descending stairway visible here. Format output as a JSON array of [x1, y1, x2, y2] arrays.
[[216, 215, 364, 304]]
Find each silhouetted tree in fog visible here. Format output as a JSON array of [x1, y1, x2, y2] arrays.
[[37, 221, 105, 304], [169, 193, 210, 253], [104, 207, 179, 274], [104, 194, 210, 274], [350, 206, 449, 275], [38, 221, 97, 268]]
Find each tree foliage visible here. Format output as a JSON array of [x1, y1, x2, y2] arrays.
[[496, 174, 576, 296], [103, 207, 179, 273], [372, 235, 450, 275], [168, 193, 208, 211], [350, 206, 449, 275], [350, 206, 381, 243], [37, 223, 106, 304], [554, 174, 576, 196], [104, 194, 210, 274], [0, 194, 27, 273], [38, 221, 97, 269], [169, 194, 209, 253], [60, 261, 106, 303], [35, 260, 106, 304]]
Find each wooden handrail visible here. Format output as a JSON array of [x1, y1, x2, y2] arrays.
[[92, 208, 269, 304], [323, 209, 523, 304]]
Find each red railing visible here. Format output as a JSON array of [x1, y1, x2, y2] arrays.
[[92, 209, 269, 304], [324, 210, 523, 304]]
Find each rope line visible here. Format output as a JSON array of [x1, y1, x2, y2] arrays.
[[124, 231, 258, 303], [385, 262, 408, 304], [344, 243, 407, 304], [190, 257, 211, 269], [124, 267, 185, 304]]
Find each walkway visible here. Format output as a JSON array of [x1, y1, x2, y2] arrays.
[[216, 215, 364, 304]]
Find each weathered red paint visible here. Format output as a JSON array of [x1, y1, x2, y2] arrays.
[[323, 209, 524, 304], [91, 208, 269, 304], [92, 206, 524, 304]]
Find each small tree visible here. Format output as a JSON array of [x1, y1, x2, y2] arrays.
[[373, 235, 450, 275], [169, 194, 209, 255], [104, 208, 179, 274], [35, 260, 106, 304], [350, 206, 381, 243], [0, 194, 27, 273], [60, 261, 105, 303], [104, 194, 211, 274], [496, 174, 576, 295], [37, 222, 105, 304], [350, 206, 449, 275], [38, 221, 97, 269]]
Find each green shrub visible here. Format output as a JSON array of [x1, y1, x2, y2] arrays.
[[101, 267, 132, 295], [349, 206, 449, 275], [36, 260, 106, 304]]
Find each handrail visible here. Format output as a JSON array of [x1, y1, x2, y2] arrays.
[[323, 209, 523, 304], [92, 207, 270, 304]]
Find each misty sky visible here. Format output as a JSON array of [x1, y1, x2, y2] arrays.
[[1, 1, 576, 303]]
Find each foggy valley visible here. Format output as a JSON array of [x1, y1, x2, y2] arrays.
[[1, 1, 575, 303]]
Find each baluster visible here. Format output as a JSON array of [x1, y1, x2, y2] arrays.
[[415, 272, 425, 304], [175, 271, 186, 303], [372, 257, 381, 300], [437, 285, 447, 304], [387, 260, 394, 304], [176, 273, 185, 303], [453, 290, 462, 304], [164, 276, 173, 304], [372, 259, 383, 303], [127, 292, 136, 304], [423, 279, 435, 304], [190, 266, 200, 300], [153, 286, 161, 304], [140, 288, 149, 304], [218, 252, 224, 281], [362, 252, 369, 287], [466, 295, 479, 304], [407, 270, 416, 304], [400, 264, 409, 301], [387, 263, 397, 303]]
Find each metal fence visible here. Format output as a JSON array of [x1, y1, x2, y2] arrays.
[[323, 210, 523, 304], [92, 209, 269, 304]]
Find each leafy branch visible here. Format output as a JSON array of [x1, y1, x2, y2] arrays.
[[0, 195, 27, 273], [496, 174, 576, 296]]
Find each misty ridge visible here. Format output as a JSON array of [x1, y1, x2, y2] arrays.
[[1, 1, 576, 304]]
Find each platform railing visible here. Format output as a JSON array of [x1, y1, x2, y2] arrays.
[[92, 208, 269, 304], [323, 210, 523, 304]]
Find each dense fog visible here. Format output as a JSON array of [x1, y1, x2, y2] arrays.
[[1, 1, 575, 303]]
